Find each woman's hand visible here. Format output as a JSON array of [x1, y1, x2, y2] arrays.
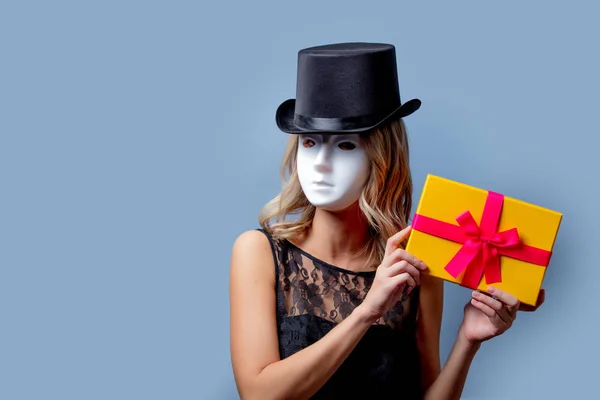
[[460, 286, 522, 345], [359, 226, 428, 321]]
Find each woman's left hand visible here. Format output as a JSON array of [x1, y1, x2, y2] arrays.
[[460, 286, 521, 345]]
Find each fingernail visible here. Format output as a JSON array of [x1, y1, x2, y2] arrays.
[[488, 286, 496, 294]]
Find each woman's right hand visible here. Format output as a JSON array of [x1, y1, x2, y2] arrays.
[[359, 226, 428, 321]]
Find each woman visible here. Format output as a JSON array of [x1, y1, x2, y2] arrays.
[[229, 42, 544, 399]]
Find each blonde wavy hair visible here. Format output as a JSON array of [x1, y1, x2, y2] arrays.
[[258, 118, 413, 268]]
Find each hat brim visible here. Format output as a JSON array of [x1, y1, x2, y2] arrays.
[[275, 98, 421, 134]]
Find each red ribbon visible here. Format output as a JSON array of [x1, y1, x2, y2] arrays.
[[412, 191, 552, 289]]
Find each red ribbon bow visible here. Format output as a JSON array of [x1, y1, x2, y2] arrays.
[[412, 191, 552, 289]]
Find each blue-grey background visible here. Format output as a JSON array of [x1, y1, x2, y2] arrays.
[[2, 1, 598, 399]]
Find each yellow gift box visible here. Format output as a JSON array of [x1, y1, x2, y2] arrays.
[[405, 175, 562, 306]]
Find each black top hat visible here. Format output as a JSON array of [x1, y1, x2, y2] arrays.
[[276, 42, 421, 134]]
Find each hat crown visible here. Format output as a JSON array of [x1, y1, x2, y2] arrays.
[[295, 42, 401, 119], [275, 42, 420, 134], [300, 42, 393, 55]]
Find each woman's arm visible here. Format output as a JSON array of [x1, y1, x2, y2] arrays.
[[416, 275, 480, 400], [229, 230, 377, 400], [417, 277, 523, 400], [422, 328, 480, 400]]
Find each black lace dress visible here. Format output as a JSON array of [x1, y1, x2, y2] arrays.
[[258, 229, 423, 399]]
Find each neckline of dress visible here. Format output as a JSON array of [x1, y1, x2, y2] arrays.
[[285, 240, 377, 277]]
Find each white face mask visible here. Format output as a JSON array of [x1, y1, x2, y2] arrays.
[[296, 133, 370, 211]]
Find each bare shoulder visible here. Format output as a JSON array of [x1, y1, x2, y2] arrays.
[[232, 229, 272, 252], [416, 273, 444, 389], [230, 229, 276, 284], [418, 273, 444, 322], [419, 273, 444, 304]]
